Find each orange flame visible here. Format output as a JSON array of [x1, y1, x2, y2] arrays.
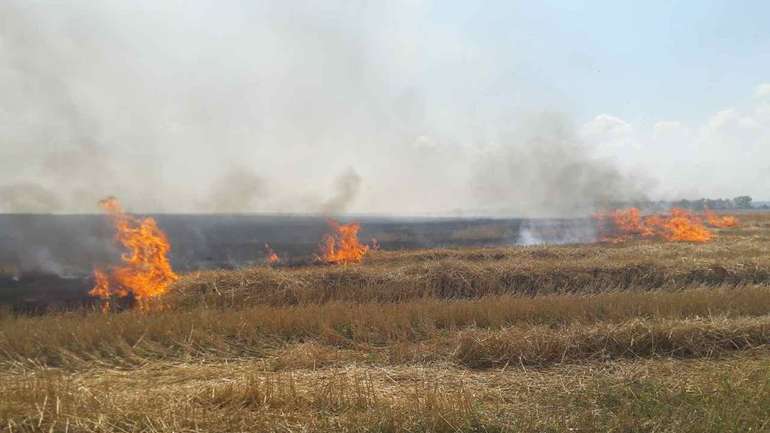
[[594, 208, 656, 242], [90, 197, 178, 310], [264, 243, 279, 265], [661, 208, 713, 242], [704, 210, 738, 228], [321, 219, 369, 264], [595, 207, 712, 243]]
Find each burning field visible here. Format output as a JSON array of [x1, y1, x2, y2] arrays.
[[4, 1, 770, 430], [0, 205, 769, 431]]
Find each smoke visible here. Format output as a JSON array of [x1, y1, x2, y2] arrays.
[[1, 1, 453, 214], [0, 1, 657, 217], [0, 183, 62, 213], [204, 167, 266, 213], [0, 214, 118, 275], [472, 113, 649, 217], [516, 218, 597, 246], [320, 168, 362, 215]]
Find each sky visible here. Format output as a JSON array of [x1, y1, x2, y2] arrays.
[[0, 0, 768, 216]]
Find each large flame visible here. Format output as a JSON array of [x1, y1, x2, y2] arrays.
[[595, 208, 714, 243], [90, 197, 178, 310], [662, 208, 713, 242], [321, 219, 369, 264]]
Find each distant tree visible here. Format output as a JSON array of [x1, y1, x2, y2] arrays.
[[733, 196, 753, 209], [691, 199, 705, 211], [704, 198, 727, 209]]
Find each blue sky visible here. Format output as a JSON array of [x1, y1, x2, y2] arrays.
[[424, 0, 770, 124]]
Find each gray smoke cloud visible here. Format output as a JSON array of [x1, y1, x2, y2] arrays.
[[320, 168, 362, 215], [0, 183, 62, 213], [472, 113, 649, 217], [204, 167, 267, 213], [0, 1, 645, 217]]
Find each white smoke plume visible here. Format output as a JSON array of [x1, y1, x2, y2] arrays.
[[471, 113, 649, 217]]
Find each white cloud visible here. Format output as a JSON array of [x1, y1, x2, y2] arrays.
[[579, 114, 636, 155], [573, 83, 770, 201], [653, 121, 690, 142], [580, 114, 633, 141], [700, 108, 765, 152], [583, 87, 770, 200], [754, 83, 770, 99]]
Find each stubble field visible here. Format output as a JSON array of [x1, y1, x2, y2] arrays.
[[2, 213, 770, 432]]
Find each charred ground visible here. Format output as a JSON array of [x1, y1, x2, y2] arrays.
[[0, 214, 594, 311]]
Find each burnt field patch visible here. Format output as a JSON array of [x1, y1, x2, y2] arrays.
[[3, 212, 769, 311], [172, 214, 770, 308]]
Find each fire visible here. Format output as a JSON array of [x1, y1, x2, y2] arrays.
[[704, 210, 738, 228], [594, 208, 656, 241], [90, 197, 178, 310], [662, 208, 713, 242], [264, 243, 279, 265], [320, 219, 369, 264], [595, 208, 713, 243]]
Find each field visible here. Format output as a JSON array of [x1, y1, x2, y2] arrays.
[[1, 213, 770, 432]]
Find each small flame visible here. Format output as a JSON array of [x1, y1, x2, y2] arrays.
[[90, 269, 121, 312], [704, 210, 738, 228], [595, 207, 713, 243], [321, 219, 369, 264], [90, 197, 178, 310], [264, 243, 280, 265]]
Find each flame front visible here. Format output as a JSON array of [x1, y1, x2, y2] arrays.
[[595, 208, 715, 243], [90, 197, 178, 310], [704, 210, 738, 228], [321, 219, 369, 264], [264, 243, 280, 265], [662, 208, 713, 242]]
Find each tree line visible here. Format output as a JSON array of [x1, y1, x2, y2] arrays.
[[604, 196, 765, 211]]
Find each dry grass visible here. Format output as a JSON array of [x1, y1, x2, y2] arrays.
[[2, 286, 769, 369], [171, 217, 770, 308], [2, 213, 770, 431], [2, 356, 769, 432], [453, 316, 770, 368]]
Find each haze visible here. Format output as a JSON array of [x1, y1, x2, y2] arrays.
[[1, 1, 768, 216]]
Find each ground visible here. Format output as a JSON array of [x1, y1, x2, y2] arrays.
[[1, 214, 769, 432]]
